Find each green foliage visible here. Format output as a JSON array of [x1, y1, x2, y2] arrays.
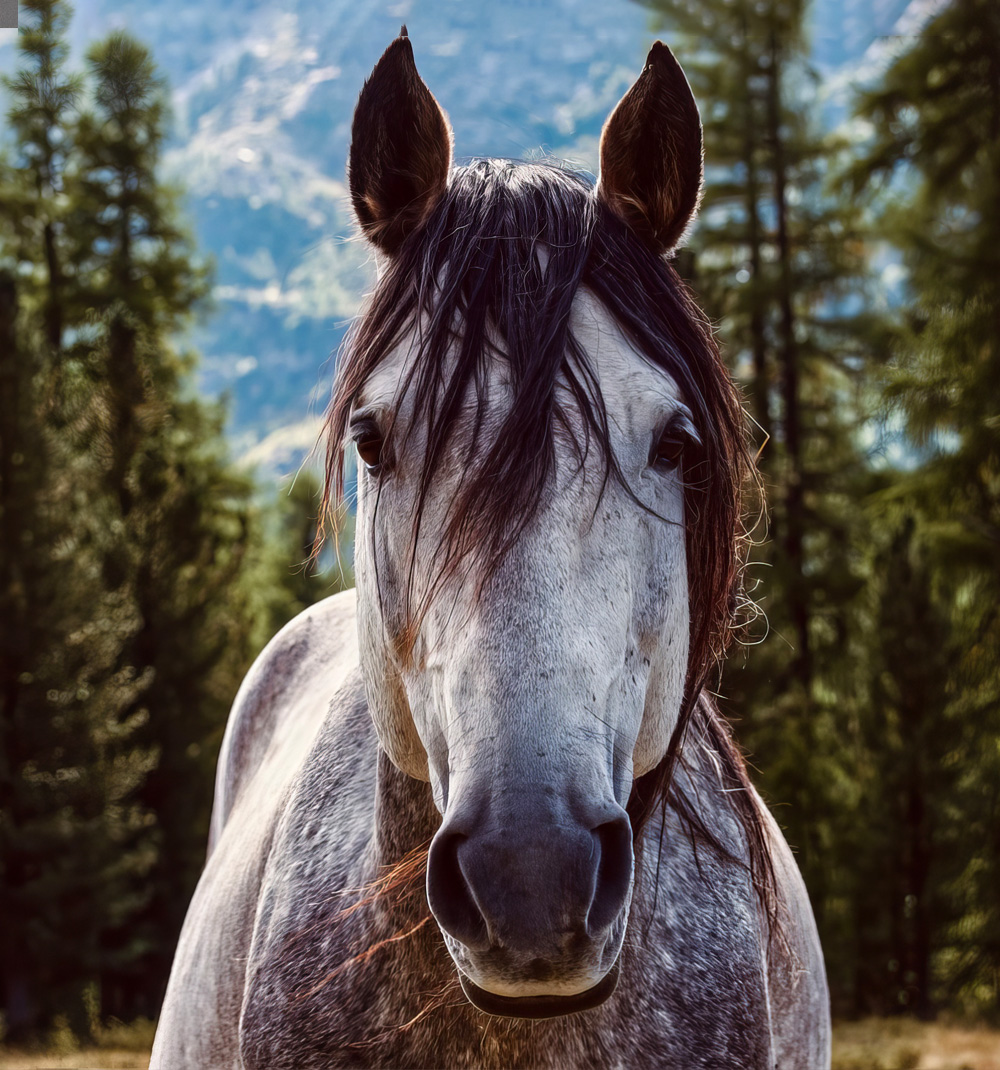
[[0, 0, 340, 1037], [252, 470, 351, 639], [845, 0, 1000, 1019], [0, 0, 151, 1037], [843, 521, 957, 1017]]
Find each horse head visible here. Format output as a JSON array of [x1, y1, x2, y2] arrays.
[[328, 29, 748, 1018]]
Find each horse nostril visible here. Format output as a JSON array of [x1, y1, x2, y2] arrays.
[[587, 814, 633, 935], [426, 829, 490, 952], [428, 809, 633, 955]]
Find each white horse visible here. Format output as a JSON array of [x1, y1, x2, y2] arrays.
[[152, 31, 830, 1068]]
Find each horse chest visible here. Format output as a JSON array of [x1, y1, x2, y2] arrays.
[[239, 860, 775, 1070], [232, 701, 777, 1068]]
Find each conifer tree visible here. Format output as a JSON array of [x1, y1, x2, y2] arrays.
[[60, 31, 262, 1017], [0, 1, 317, 1030], [848, 521, 956, 1018], [847, 0, 1000, 1017], [0, 1, 156, 1036], [0, 0, 78, 357], [253, 471, 346, 633]]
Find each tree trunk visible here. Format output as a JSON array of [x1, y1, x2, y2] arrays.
[[765, 31, 810, 692], [741, 15, 771, 446]]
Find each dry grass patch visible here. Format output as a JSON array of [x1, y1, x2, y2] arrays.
[[0, 1052, 148, 1070], [2, 1016, 998, 1068], [0, 1017, 153, 1070], [833, 1018, 1000, 1070]]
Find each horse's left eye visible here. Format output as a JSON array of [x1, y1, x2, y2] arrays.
[[351, 421, 387, 472], [651, 429, 686, 471], [356, 434, 385, 470]]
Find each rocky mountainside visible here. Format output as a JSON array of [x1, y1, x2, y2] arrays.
[[2, 0, 915, 476], [74, 0, 654, 474]]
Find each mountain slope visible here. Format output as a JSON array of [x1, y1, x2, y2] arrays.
[[1, 0, 919, 474]]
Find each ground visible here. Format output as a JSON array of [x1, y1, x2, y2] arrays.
[[831, 1019, 1000, 1070], [0, 1019, 997, 1069]]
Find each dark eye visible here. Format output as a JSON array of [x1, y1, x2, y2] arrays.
[[351, 421, 388, 472], [357, 435, 383, 469], [650, 427, 687, 471]]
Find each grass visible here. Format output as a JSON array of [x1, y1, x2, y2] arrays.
[[832, 1018, 1000, 1070], [0, 1017, 997, 1068], [0, 1052, 149, 1069], [0, 1018, 153, 1070]]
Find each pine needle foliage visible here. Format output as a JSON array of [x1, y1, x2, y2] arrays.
[[0, 0, 339, 1036], [845, 0, 1000, 1019]]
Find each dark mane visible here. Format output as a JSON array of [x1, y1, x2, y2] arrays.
[[323, 159, 775, 925]]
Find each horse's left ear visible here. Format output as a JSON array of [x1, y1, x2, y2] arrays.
[[349, 27, 453, 254], [597, 41, 703, 254]]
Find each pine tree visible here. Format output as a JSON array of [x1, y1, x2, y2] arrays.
[[0, 0, 78, 356], [844, 520, 955, 1018], [0, 1, 156, 1036], [846, 0, 1000, 1017], [0, 2, 321, 1031], [60, 31, 263, 1018], [272, 471, 349, 621]]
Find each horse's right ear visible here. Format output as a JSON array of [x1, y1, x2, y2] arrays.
[[349, 28, 453, 254]]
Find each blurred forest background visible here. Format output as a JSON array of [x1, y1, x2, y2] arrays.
[[0, 0, 997, 1050]]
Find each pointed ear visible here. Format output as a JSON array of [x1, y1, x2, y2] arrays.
[[349, 28, 453, 253], [597, 41, 703, 254]]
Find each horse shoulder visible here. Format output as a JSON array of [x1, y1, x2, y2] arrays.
[[762, 804, 832, 1069], [151, 589, 363, 1069], [631, 745, 830, 1069], [209, 588, 360, 851], [151, 776, 279, 1069]]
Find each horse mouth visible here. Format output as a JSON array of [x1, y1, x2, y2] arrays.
[[458, 960, 621, 1019]]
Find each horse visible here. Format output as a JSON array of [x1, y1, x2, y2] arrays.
[[151, 30, 831, 1069]]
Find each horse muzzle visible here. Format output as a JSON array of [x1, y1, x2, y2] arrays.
[[426, 801, 633, 1018]]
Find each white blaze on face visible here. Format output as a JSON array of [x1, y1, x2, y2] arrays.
[[352, 286, 692, 812]]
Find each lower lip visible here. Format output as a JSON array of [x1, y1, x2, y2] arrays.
[[458, 959, 621, 1020]]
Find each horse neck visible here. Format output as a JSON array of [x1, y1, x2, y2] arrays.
[[367, 747, 439, 927]]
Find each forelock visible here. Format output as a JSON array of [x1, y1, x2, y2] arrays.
[[324, 159, 751, 701]]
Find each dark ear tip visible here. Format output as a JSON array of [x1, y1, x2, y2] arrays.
[[645, 39, 677, 71], [375, 28, 415, 70], [399, 24, 408, 38]]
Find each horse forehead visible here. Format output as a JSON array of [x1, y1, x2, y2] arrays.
[[357, 287, 681, 421], [568, 288, 682, 419]]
